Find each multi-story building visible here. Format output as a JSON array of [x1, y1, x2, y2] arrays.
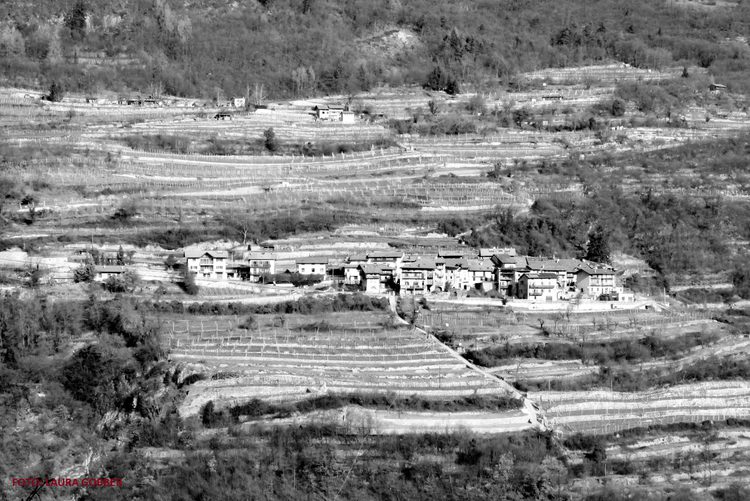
[[296, 256, 328, 277], [443, 258, 471, 291], [344, 254, 368, 285], [246, 252, 276, 282], [399, 259, 436, 295], [467, 260, 495, 291], [359, 264, 393, 294], [576, 266, 619, 298], [185, 249, 229, 280], [517, 272, 560, 301]]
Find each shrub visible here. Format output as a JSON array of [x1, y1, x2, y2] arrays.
[[103, 270, 139, 293], [47, 81, 64, 102], [73, 262, 96, 283], [180, 270, 199, 295], [263, 128, 278, 152]]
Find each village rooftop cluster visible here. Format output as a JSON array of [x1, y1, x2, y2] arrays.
[[185, 246, 630, 301]]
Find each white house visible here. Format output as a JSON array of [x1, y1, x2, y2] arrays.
[[576, 266, 619, 298], [344, 254, 368, 285], [517, 272, 560, 301], [400, 259, 437, 296], [185, 248, 229, 280], [314, 104, 345, 121], [296, 256, 328, 276], [245, 251, 276, 282], [359, 264, 395, 294]]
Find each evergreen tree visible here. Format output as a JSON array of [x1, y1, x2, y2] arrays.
[[585, 225, 611, 264], [65, 0, 88, 40], [48, 81, 64, 102]]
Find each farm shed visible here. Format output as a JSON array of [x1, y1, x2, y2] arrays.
[[314, 104, 345, 121], [95, 265, 128, 281]]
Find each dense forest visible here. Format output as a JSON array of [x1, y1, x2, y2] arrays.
[[1, 0, 750, 98]]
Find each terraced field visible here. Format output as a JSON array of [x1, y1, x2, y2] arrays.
[[4, 61, 750, 234], [533, 382, 750, 436], [166, 318, 526, 422]]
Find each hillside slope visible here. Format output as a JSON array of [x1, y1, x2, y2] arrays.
[[1, 0, 750, 99]]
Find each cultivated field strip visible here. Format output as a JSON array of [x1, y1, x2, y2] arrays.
[[519, 64, 705, 84], [490, 334, 750, 382], [531, 382, 750, 435], [263, 406, 536, 435], [167, 320, 519, 412]]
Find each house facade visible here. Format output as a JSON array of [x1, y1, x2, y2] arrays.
[[400, 259, 436, 295], [467, 260, 495, 291], [185, 249, 229, 280], [359, 264, 392, 294], [314, 104, 345, 121], [517, 272, 560, 301], [296, 256, 328, 276], [576, 267, 619, 298], [246, 252, 276, 282], [344, 254, 368, 285]]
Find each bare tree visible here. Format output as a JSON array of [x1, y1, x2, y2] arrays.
[[252, 83, 266, 106]]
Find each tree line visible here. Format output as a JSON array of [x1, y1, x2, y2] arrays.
[[2, 0, 750, 99]]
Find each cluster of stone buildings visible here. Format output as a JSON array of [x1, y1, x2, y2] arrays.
[[185, 246, 629, 301]]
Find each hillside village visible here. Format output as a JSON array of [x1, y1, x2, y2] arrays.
[[184, 245, 627, 301], [5, 0, 750, 498]]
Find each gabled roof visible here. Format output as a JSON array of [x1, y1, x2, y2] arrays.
[[246, 251, 276, 261], [438, 249, 469, 259], [314, 104, 344, 110], [519, 272, 558, 280], [537, 272, 559, 279], [367, 250, 403, 259], [525, 257, 569, 272], [491, 253, 519, 266], [479, 247, 515, 257], [359, 263, 386, 275], [185, 248, 229, 259], [347, 254, 367, 263], [467, 260, 494, 272], [401, 259, 436, 270], [296, 256, 329, 264], [576, 265, 616, 276], [443, 258, 468, 269]]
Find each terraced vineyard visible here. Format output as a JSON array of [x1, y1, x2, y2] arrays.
[[166, 318, 524, 419], [533, 382, 750, 436]]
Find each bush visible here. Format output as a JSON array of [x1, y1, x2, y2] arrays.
[[47, 81, 64, 102], [263, 128, 278, 152], [103, 270, 139, 293], [180, 270, 199, 295], [73, 262, 96, 283]]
